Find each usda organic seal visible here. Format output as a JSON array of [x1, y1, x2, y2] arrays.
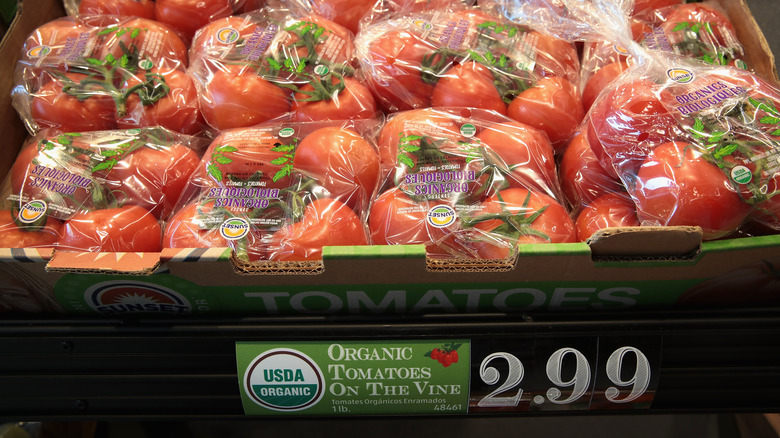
[[244, 348, 325, 411]]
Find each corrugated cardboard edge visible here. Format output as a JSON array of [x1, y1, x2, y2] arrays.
[[724, 0, 780, 84], [45, 251, 161, 275], [587, 226, 703, 260]]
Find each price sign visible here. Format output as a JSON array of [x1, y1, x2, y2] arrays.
[[469, 336, 661, 412]]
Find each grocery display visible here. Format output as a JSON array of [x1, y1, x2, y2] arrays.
[[0, 0, 778, 422]]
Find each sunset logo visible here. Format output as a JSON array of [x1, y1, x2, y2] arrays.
[[217, 27, 240, 44], [219, 217, 250, 240], [426, 205, 457, 228], [18, 200, 47, 224], [667, 68, 695, 84], [27, 45, 51, 58], [85, 281, 191, 314], [413, 20, 433, 31]]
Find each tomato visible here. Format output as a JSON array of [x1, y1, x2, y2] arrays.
[[586, 78, 680, 179], [574, 192, 640, 242], [291, 75, 379, 122], [98, 17, 189, 68], [30, 72, 117, 133], [507, 76, 584, 149], [369, 187, 452, 249], [293, 127, 380, 210], [658, 3, 737, 48], [450, 349, 459, 363], [474, 120, 558, 197], [631, 141, 752, 240], [364, 29, 437, 112], [432, 61, 507, 116], [22, 18, 90, 59], [198, 64, 291, 130], [559, 131, 624, 211], [465, 188, 576, 259], [439, 352, 453, 367], [267, 198, 368, 261], [306, 0, 376, 34], [530, 31, 580, 85], [376, 108, 460, 170], [117, 68, 204, 135], [582, 60, 629, 111], [277, 15, 355, 66], [0, 210, 62, 249], [78, 0, 156, 19], [101, 143, 200, 220], [163, 200, 267, 261], [58, 205, 162, 252], [237, 0, 265, 13], [154, 0, 233, 44], [430, 348, 441, 360]]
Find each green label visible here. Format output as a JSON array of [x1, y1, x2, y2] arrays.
[[237, 340, 470, 415]]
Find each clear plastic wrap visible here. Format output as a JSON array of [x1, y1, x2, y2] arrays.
[[165, 118, 380, 261], [64, 0, 157, 18], [354, 6, 582, 149], [13, 16, 205, 136], [189, 8, 379, 131], [153, 0, 239, 45], [4, 127, 205, 252], [584, 52, 780, 240], [369, 107, 575, 260]]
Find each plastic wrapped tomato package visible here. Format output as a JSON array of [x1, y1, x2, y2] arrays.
[[355, 6, 583, 150], [165, 118, 381, 262], [584, 50, 780, 241], [4, 127, 206, 252], [189, 7, 380, 131], [369, 107, 575, 261], [13, 15, 206, 136], [64, 0, 157, 18]]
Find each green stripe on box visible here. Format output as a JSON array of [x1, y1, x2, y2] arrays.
[[516, 242, 591, 257], [323, 245, 427, 259], [702, 234, 780, 253]]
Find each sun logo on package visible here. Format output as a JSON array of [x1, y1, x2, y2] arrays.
[[667, 68, 695, 84], [244, 348, 325, 411], [426, 205, 457, 228], [27, 45, 51, 58], [85, 281, 191, 314], [18, 200, 47, 224], [220, 218, 250, 240], [413, 20, 433, 30], [217, 27, 240, 44]]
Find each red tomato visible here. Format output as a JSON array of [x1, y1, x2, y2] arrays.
[[30, 72, 117, 133], [586, 78, 680, 179], [236, 0, 265, 13], [466, 188, 576, 259], [78, 0, 156, 19], [439, 352, 454, 367], [530, 31, 581, 84], [632, 141, 752, 240], [291, 75, 379, 122], [307, 0, 376, 34], [369, 187, 451, 248], [293, 127, 380, 210], [101, 143, 200, 220], [632, 0, 684, 15], [277, 15, 355, 66], [59, 205, 162, 252], [268, 198, 368, 261], [559, 130, 624, 211], [474, 120, 557, 196], [154, 0, 233, 44], [0, 210, 62, 249], [365, 29, 437, 112], [658, 3, 737, 48], [574, 192, 640, 242], [582, 60, 629, 111], [117, 68, 204, 135], [376, 108, 460, 169], [198, 64, 291, 130], [432, 62, 507, 116], [507, 76, 584, 149], [99, 17, 189, 68]]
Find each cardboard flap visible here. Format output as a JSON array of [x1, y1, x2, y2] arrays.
[[46, 251, 160, 275], [587, 226, 703, 259]]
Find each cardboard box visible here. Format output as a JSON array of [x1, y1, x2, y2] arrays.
[[1, 0, 778, 315]]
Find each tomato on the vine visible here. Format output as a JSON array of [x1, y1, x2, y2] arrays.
[[267, 198, 368, 261], [293, 126, 380, 210], [631, 141, 752, 240], [78, 0, 157, 19], [198, 64, 292, 131], [0, 210, 62, 249], [582, 60, 630, 111], [30, 72, 117, 133], [291, 75, 379, 122], [368, 187, 452, 249], [507, 76, 584, 149], [432, 61, 507, 116], [58, 205, 162, 252], [574, 192, 640, 242], [154, 0, 233, 44], [559, 131, 624, 211]]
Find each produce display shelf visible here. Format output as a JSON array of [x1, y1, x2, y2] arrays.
[[1, 307, 778, 420]]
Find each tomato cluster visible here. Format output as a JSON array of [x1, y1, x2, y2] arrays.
[[428, 344, 460, 368]]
